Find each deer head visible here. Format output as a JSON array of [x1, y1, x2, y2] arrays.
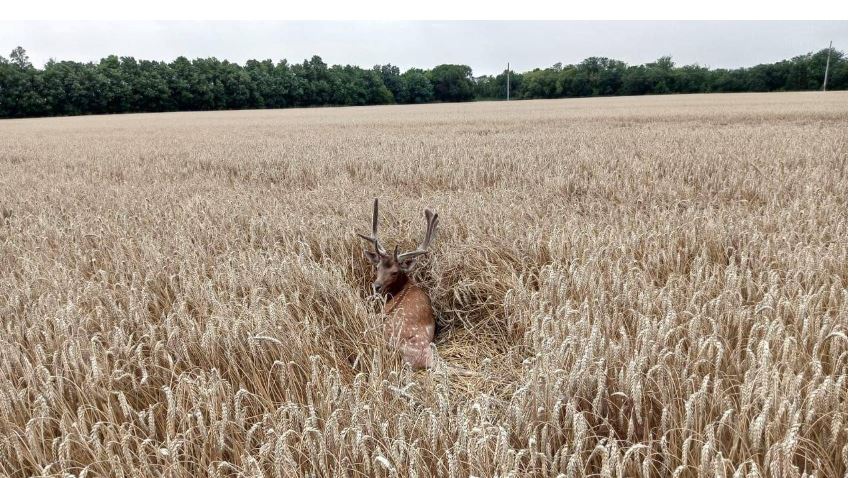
[[358, 198, 439, 295]]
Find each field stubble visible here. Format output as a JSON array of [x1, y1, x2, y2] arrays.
[[0, 92, 847, 477]]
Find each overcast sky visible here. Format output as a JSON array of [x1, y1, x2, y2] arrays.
[[1, 21, 846, 75]]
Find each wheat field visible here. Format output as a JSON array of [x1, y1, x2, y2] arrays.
[[0, 92, 847, 477]]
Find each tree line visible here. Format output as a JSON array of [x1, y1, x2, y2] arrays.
[[0, 46, 846, 118]]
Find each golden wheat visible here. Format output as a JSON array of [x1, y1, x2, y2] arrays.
[[0, 91, 847, 477]]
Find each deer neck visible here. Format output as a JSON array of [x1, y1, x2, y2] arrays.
[[385, 276, 412, 314], [385, 272, 410, 297]]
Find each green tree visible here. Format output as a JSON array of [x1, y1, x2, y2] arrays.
[[364, 68, 394, 105], [399, 68, 434, 103], [1, 46, 848, 119], [219, 60, 253, 109], [376, 64, 402, 103], [99, 55, 132, 113], [428, 64, 474, 102], [273, 60, 300, 108], [518, 68, 559, 99], [0, 47, 47, 117], [168, 56, 197, 110], [42, 60, 106, 115], [675, 64, 711, 93], [645, 56, 675, 94], [295, 55, 332, 106], [9, 46, 31, 69]]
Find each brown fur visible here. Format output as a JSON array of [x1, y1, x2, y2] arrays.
[[359, 199, 439, 370], [375, 259, 435, 369]]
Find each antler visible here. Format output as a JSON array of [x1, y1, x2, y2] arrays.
[[357, 198, 387, 256], [397, 208, 439, 262]]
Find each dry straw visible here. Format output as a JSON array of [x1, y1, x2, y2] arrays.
[[0, 91, 847, 477]]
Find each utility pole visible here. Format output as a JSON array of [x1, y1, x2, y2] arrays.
[[822, 41, 832, 91], [506, 62, 510, 101]]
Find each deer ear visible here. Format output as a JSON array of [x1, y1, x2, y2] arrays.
[[364, 250, 382, 264]]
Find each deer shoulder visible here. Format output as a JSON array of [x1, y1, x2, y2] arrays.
[[384, 285, 435, 338]]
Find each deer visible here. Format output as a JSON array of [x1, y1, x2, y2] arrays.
[[358, 198, 439, 370]]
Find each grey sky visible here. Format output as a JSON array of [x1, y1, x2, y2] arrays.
[[1, 21, 846, 75]]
